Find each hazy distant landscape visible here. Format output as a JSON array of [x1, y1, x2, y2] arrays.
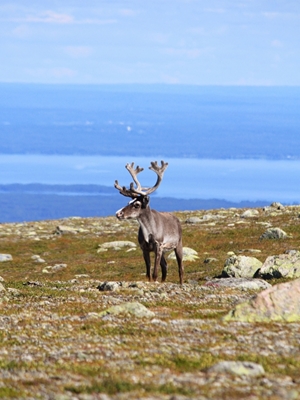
[[1, 84, 300, 222], [0, 184, 269, 223]]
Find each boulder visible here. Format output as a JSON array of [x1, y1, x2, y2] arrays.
[[259, 227, 288, 240], [42, 264, 67, 274], [241, 209, 259, 218], [97, 281, 121, 291], [98, 241, 137, 252], [206, 278, 271, 291], [0, 254, 13, 262], [259, 250, 300, 279], [263, 202, 285, 213], [222, 255, 262, 278], [185, 217, 202, 224], [168, 247, 199, 262], [99, 301, 155, 318], [224, 278, 300, 322], [54, 225, 78, 235], [208, 361, 265, 377]]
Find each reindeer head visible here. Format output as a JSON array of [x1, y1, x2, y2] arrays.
[[115, 161, 168, 220]]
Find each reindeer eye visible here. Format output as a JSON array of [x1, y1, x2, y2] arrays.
[[133, 202, 140, 208]]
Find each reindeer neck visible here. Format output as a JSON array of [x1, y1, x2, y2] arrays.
[[136, 206, 157, 242]]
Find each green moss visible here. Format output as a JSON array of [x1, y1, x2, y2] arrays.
[[65, 378, 195, 396], [0, 387, 23, 399]]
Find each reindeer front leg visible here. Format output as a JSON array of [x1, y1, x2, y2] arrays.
[[153, 245, 163, 282], [142, 250, 151, 281]]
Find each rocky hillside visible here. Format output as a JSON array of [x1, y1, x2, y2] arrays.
[[0, 203, 300, 399]]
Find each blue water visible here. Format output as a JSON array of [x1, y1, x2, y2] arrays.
[[1, 84, 300, 159], [1, 85, 300, 207], [1, 154, 300, 203]]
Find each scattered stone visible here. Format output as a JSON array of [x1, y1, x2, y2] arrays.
[[31, 255, 45, 263], [204, 257, 218, 264], [0, 254, 13, 262], [74, 274, 90, 279], [99, 301, 155, 318], [259, 227, 288, 240], [98, 241, 137, 252], [0, 283, 6, 292], [241, 209, 259, 218], [263, 202, 285, 212], [97, 281, 121, 291], [168, 247, 199, 262], [222, 255, 263, 278], [208, 361, 265, 377], [271, 201, 285, 210], [224, 278, 300, 322], [23, 281, 43, 287], [42, 264, 67, 274], [258, 250, 300, 279], [54, 225, 78, 235], [185, 216, 202, 224], [240, 249, 262, 254], [206, 278, 271, 291]]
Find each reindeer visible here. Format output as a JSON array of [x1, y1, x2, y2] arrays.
[[115, 161, 184, 284]]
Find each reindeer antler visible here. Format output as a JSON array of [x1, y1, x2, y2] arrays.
[[115, 160, 168, 198], [114, 162, 144, 198]]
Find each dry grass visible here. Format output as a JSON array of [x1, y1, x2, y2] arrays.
[[0, 207, 300, 398]]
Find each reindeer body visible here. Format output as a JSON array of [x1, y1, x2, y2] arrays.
[[116, 197, 183, 283], [115, 161, 184, 284]]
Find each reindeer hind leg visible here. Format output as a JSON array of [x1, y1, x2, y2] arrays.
[[160, 254, 168, 282], [174, 242, 184, 285]]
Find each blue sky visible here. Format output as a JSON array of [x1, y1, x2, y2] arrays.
[[1, 1, 299, 85]]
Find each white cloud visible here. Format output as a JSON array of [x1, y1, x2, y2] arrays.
[[25, 10, 74, 24], [4, 9, 116, 25]]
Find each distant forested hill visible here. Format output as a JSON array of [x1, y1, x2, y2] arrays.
[[1, 84, 300, 159]]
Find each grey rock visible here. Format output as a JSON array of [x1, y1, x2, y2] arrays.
[[168, 247, 199, 262], [260, 227, 288, 240], [99, 301, 155, 318], [224, 278, 300, 322], [97, 281, 121, 291], [0, 254, 13, 262], [42, 264, 67, 274], [0, 283, 6, 292], [204, 257, 218, 264], [270, 201, 285, 210], [241, 209, 259, 218], [98, 241, 137, 251], [185, 217, 202, 224], [31, 255, 45, 263], [54, 225, 78, 234], [208, 361, 265, 377], [206, 278, 271, 291], [259, 250, 300, 279], [223, 255, 263, 278], [263, 202, 285, 212]]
